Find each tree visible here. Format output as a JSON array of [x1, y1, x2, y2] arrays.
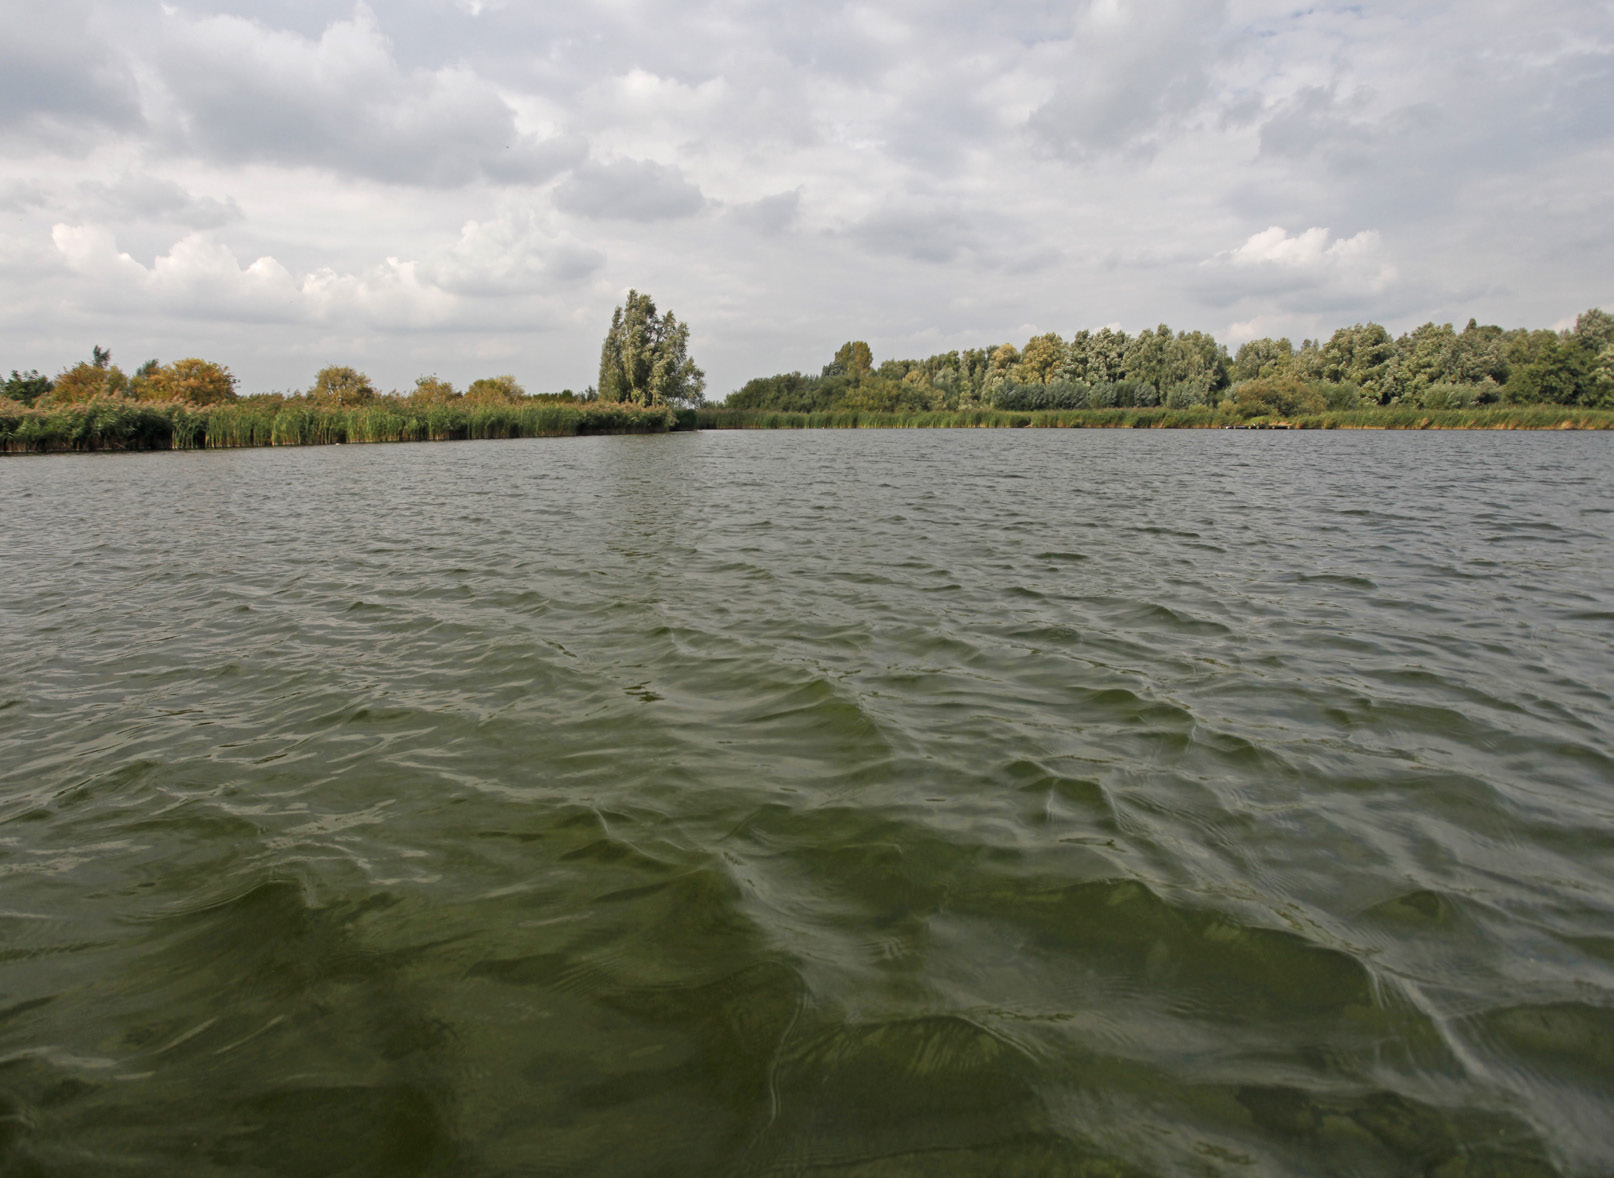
[[1232, 337, 1294, 382], [142, 358, 238, 405], [465, 375, 524, 403], [3, 369, 52, 405], [597, 290, 706, 406], [1014, 333, 1065, 384], [51, 351, 130, 403], [412, 375, 459, 404], [310, 365, 376, 406], [1320, 323, 1394, 401], [828, 340, 873, 378]]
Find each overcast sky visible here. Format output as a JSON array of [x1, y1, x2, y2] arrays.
[[3, 0, 1610, 396]]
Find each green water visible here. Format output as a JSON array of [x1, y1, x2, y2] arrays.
[[1, 430, 1611, 1176]]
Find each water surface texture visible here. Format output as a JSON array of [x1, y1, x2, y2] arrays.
[[2, 430, 1612, 1177]]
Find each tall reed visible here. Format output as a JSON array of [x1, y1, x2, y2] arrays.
[[1, 398, 678, 454]]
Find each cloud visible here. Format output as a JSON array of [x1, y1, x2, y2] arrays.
[[848, 204, 979, 264], [78, 175, 242, 229], [552, 158, 706, 221], [729, 190, 802, 235], [426, 208, 605, 294], [52, 223, 453, 328], [150, 4, 577, 186], [0, 0, 143, 148], [1190, 225, 1406, 341], [1026, 0, 1235, 156]]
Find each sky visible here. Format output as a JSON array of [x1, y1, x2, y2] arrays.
[[2, 0, 1611, 397]]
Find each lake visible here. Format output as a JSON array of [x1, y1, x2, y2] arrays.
[[1, 429, 1611, 1176]]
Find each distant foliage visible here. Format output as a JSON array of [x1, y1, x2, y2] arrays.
[[1232, 376, 1326, 419], [465, 375, 525, 403], [3, 369, 52, 406], [597, 290, 706, 407], [412, 375, 458, 404], [141, 358, 238, 405], [310, 366, 377, 406], [723, 306, 1613, 415]]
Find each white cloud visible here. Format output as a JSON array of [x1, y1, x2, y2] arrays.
[[52, 224, 452, 327], [148, 3, 578, 186]]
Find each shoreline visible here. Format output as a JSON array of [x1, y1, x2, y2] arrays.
[[4, 400, 1611, 454]]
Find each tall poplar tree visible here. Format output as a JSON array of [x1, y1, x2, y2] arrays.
[[597, 290, 706, 406]]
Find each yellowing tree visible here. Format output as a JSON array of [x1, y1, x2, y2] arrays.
[[412, 376, 459, 404], [465, 375, 524, 403], [1014, 333, 1065, 384], [142, 358, 238, 405], [49, 347, 128, 403], [310, 366, 377, 406]]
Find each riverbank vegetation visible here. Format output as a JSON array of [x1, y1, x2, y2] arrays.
[[726, 309, 1614, 420], [0, 348, 677, 453], [7, 303, 1611, 451], [0, 388, 674, 454], [696, 405, 1614, 431]]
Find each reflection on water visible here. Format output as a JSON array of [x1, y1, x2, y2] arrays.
[[1, 429, 1611, 1176]]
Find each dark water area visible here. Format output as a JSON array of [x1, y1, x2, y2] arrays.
[[1, 430, 1611, 1177]]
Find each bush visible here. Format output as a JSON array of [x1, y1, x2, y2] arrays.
[[992, 380, 1092, 410], [1232, 376, 1327, 419], [1090, 379, 1155, 408]]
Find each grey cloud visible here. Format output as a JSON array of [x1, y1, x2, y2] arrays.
[[849, 205, 978, 264], [78, 175, 242, 229], [0, 1, 143, 147], [151, 6, 571, 186], [552, 159, 705, 222], [729, 190, 801, 235], [1027, 0, 1234, 156]]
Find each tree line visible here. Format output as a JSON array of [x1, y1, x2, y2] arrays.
[[5, 290, 707, 413], [1, 352, 587, 410], [726, 310, 1614, 417]]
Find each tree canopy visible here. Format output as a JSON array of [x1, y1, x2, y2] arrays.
[[597, 290, 706, 407], [722, 309, 1614, 414]]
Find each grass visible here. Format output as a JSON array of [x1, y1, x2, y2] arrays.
[[694, 406, 1614, 431], [0, 398, 678, 454]]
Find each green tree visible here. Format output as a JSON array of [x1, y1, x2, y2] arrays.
[[597, 290, 706, 406], [828, 340, 873, 378], [310, 365, 377, 406], [1505, 335, 1591, 405], [1232, 338, 1295, 382], [1320, 324, 1394, 401], [3, 369, 52, 405]]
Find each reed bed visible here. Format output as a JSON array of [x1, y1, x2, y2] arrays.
[[0, 399, 677, 454], [694, 406, 1614, 431]]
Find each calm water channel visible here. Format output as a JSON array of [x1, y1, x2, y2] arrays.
[[1, 429, 1612, 1177]]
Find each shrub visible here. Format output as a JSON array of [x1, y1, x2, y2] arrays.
[[1233, 376, 1327, 419]]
